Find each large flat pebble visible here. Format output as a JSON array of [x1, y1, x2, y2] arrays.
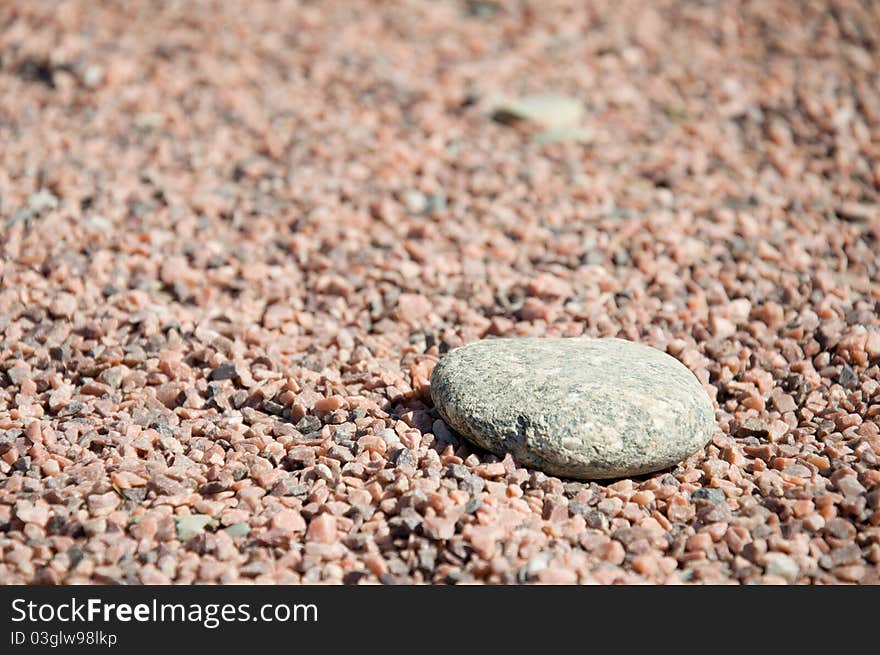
[[431, 338, 715, 479]]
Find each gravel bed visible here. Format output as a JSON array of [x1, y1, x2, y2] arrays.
[[1, 0, 879, 584]]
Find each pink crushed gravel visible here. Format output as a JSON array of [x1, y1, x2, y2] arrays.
[[1, 0, 879, 584]]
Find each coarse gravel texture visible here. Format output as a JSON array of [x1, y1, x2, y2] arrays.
[[1, 0, 879, 585], [430, 337, 716, 479]]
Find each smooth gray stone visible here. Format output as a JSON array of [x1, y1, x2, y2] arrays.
[[430, 337, 715, 480]]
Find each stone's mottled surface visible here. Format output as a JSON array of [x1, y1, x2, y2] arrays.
[[430, 337, 716, 480]]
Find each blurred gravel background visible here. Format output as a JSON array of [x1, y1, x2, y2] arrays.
[[1, 0, 879, 584]]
